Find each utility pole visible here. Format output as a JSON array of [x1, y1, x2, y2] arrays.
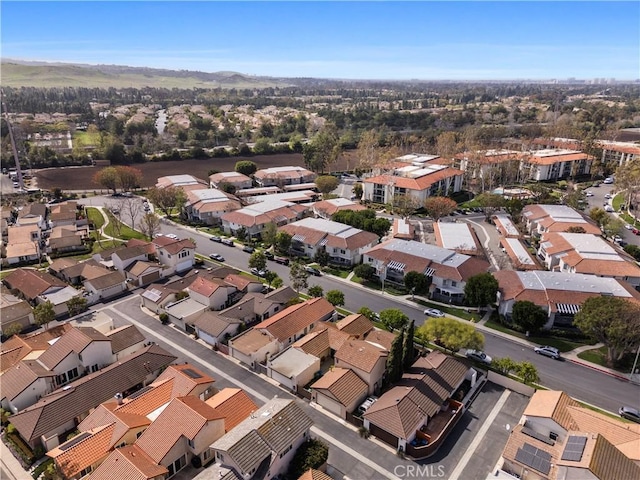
[[0, 89, 24, 190]]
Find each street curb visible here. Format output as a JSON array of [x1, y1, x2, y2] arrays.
[[567, 358, 630, 381]]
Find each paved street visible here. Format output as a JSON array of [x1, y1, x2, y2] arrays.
[[99, 296, 528, 480], [583, 181, 640, 246]]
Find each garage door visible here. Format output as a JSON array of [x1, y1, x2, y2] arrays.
[[141, 270, 161, 285], [317, 393, 343, 418]]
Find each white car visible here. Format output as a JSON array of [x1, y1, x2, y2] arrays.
[[166, 233, 179, 240], [424, 308, 445, 317], [466, 349, 493, 365], [604, 193, 612, 199], [625, 224, 633, 230], [585, 191, 594, 197]]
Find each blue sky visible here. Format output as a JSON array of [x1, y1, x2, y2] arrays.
[[1, 1, 638, 80]]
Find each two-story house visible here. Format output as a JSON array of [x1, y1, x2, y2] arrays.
[[334, 339, 388, 395], [152, 236, 196, 274]]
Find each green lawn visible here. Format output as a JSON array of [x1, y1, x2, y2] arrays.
[[612, 193, 625, 211], [104, 212, 146, 241], [86, 207, 105, 230], [577, 346, 635, 373], [484, 319, 586, 352], [73, 130, 102, 148], [323, 266, 351, 278], [411, 299, 482, 322]]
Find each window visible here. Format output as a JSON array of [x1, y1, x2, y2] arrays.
[[67, 367, 79, 381], [91, 364, 99, 373], [188, 438, 195, 448], [451, 281, 457, 287], [79, 466, 92, 477], [56, 373, 67, 386], [167, 254, 172, 259], [203, 449, 211, 461]]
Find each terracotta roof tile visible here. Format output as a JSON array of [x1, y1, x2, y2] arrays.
[[9, 345, 177, 443], [334, 339, 387, 373], [3, 268, 67, 300], [135, 396, 223, 462], [311, 368, 368, 407], [298, 469, 334, 480], [363, 167, 464, 191], [205, 388, 259, 432], [188, 276, 225, 297], [254, 297, 335, 342], [47, 424, 115, 478], [155, 364, 215, 396], [88, 445, 167, 480], [364, 329, 396, 351]]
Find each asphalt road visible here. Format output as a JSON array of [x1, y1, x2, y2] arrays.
[[584, 182, 640, 246], [153, 220, 640, 414]]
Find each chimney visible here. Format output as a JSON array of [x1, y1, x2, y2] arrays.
[[114, 393, 123, 405]]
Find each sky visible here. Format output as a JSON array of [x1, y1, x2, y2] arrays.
[[1, 1, 638, 80]]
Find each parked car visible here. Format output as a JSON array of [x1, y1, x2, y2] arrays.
[[209, 253, 224, 262], [242, 245, 255, 253], [619, 406, 640, 423], [210, 236, 222, 243], [603, 177, 614, 184], [166, 233, 178, 240], [592, 182, 600, 187], [466, 349, 493, 365], [604, 205, 614, 212], [221, 238, 234, 246], [424, 308, 445, 317], [604, 193, 612, 199], [633, 228, 640, 235], [534, 345, 561, 360], [625, 224, 633, 230], [264, 251, 275, 260], [585, 191, 594, 197], [250, 267, 268, 277], [305, 266, 321, 276], [274, 256, 290, 265], [357, 396, 379, 415]]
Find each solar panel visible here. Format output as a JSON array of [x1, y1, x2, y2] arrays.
[[522, 426, 556, 446], [58, 432, 91, 451], [182, 368, 203, 379], [515, 443, 551, 475], [561, 435, 587, 462]]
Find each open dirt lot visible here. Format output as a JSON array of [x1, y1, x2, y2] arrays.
[[35, 152, 355, 191]]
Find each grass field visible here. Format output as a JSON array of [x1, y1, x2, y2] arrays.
[[577, 346, 635, 373], [104, 212, 146, 241], [86, 207, 105, 230], [74, 131, 102, 148]]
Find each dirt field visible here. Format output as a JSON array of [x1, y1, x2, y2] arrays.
[[35, 152, 356, 191]]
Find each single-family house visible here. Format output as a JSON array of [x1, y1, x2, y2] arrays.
[[522, 204, 601, 237], [363, 239, 490, 305], [312, 198, 366, 219], [433, 222, 482, 256], [537, 232, 640, 286], [49, 201, 79, 228], [253, 166, 316, 187], [363, 352, 470, 454], [5, 224, 41, 265], [292, 323, 351, 362], [3, 268, 67, 303], [17, 203, 47, 230], [280, 217, 379, 266], [164, 298, 208, 332], [9, 344, 177, 450], [46, 225, 86, 254], [221, 199, 308, 238], [210, 398, 313, 480], [205, 388, 259, 433], [311, 367, 369, 419], [223, 274, 264, 294], [0, 324, 72, 374], [84, 270, 127, 303], [209, 171, 253, 190], [1, 360, 58, 413], [188, 276, 236, 310], [0, 300, 34, 335], [82, 445, 167, 480], [266, 347, 320, 393], [111, 245, 150, 272], [104, 324, 146, 360], [496, 390, 640, 480], [152, 236, 196, 273], [334, 339, 388, 395], [493, 270, 640, 328]]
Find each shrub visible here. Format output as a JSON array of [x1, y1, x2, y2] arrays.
[[286, 439, 329, 480], [159, 313, 169, 324]]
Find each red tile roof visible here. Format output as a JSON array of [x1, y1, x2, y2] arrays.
[[254, 297, 335, 342], [205, 388, 259, 432], [88, 445, 168, 480]]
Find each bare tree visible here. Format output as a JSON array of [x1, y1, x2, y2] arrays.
[[140, 213, 161, 240], [121, 198, 142, 230]]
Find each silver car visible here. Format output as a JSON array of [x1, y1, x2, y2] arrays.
[[534, 345, 561, 360], [466, 349, 492, 365]]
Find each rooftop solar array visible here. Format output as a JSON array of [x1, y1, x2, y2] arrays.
[[561, 435, 587, 462], [515, 442, 552, 475], [183, 368, 203, 379], [521, 426, 556, 446]]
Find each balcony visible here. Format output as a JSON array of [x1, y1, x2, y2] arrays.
[[406, 399, 464, 459]]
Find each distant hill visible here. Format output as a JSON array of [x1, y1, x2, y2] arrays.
[[0, 60, 293, 89]]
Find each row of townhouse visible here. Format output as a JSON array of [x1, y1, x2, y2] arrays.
[[531, 136, 640, 167], [228, 296, 479, 458]]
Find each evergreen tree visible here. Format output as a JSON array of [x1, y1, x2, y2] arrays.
[[403, 320, 415, 370], [386, 328, 405, 385]]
